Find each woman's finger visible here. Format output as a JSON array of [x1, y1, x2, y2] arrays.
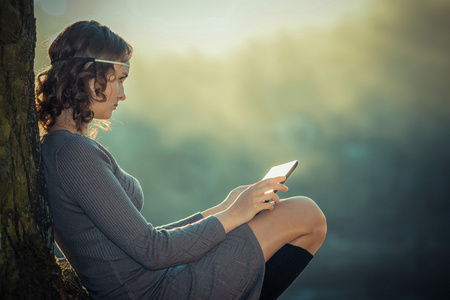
[[258, 181, 288, 195], [258, 176, 286, 185], [260, 201, 275, 212], [255, 190, 281, 205]]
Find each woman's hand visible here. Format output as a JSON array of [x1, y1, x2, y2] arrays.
[[215, 176, 288, 233], [220, 185, 251, 210], [201, 185, 250, 218]]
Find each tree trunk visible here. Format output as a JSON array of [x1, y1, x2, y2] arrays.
[[0, 0, 62, 298]]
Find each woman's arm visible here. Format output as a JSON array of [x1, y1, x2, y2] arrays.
[[155, 212, 204, 230], [57, 137, 227, 271], [201, 185, 250, 217], [203, 181, 288, 233], [155, 185, 250, 230], [156, 185, 250, 230]]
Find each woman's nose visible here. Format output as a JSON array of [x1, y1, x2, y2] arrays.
[[118, 86, 126, 101]]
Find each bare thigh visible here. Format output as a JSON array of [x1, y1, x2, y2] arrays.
[[248, 196, 327, 261]]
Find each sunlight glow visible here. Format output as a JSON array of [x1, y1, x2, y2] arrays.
[[118, 0, 371, 56], [36, 0, 67, 16]]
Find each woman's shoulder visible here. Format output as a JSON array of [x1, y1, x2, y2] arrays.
[[43, 130, 112, 163], [43, 130, 95, 150]]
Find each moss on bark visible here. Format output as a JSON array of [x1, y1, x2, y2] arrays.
[[0, 1, 88, 299]]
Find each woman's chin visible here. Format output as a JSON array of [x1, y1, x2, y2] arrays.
[[93, 114, 112, 121]]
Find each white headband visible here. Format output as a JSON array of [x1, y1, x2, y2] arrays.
[[51, 57, 129, 67]]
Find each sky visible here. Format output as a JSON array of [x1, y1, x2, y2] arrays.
[[35, 0, 372, 56]]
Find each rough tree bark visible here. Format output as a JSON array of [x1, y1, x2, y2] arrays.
[[0, 0, 62, 298]]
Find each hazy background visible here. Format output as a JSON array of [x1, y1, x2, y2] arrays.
[[34, 0, 450, 299]]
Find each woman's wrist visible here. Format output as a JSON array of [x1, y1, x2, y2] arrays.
[[202, 204, 240, 233], [214, 210, 239, 234], [201, 203, 225, 218]]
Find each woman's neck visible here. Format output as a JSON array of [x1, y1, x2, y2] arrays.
[[47, 109, 87, 135]]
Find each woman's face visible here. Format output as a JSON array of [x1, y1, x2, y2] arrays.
[[90, 63, 129, 120]]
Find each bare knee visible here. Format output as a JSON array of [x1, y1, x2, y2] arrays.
[[247, 196, 326, 260], [282, 196, 327, 247]]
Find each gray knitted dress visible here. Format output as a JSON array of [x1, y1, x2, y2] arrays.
[[41, 130, 265, 299]]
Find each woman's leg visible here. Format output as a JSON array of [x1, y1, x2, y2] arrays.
[[248, 196, 327, 261], [248, 196, 326, 299], [259, 244, 313, 300]]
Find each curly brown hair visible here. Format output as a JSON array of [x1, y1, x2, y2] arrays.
[[36, 20, 133, 135]]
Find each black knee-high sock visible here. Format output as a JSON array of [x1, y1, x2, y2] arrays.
[[259, 244, 313, 300]]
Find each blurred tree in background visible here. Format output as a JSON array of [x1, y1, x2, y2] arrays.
[[95, 2, 450, 298], [33, 0, 450, 299]]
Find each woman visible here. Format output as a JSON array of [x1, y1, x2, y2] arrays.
[[36, 20, 326, 300]]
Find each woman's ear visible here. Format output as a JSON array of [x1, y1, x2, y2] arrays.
[[88, 78, 100, 101]]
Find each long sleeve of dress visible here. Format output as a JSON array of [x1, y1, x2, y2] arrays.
[[155, 213, 204, 230], [56, 136, 226, 271]]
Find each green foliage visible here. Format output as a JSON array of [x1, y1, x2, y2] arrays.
[[36, 0, 450, 298], [96, 2, 450, 298]]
